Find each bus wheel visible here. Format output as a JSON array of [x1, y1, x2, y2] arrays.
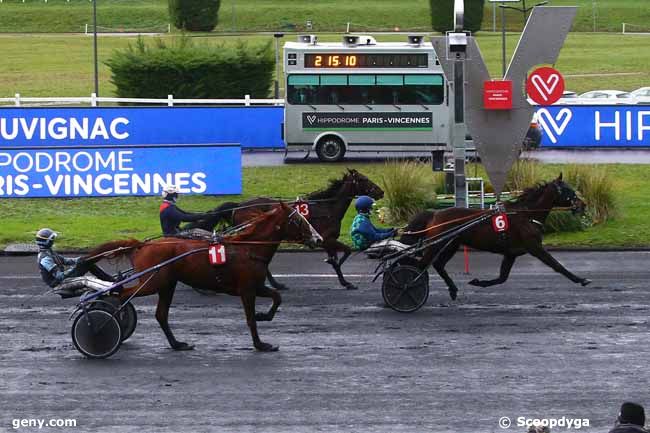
[[316, 136, 345, 162]]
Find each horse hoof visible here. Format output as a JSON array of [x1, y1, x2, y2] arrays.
[[468, 278, 481, 287], [275, 285, 290, 291], [345, 283, 358, 290], [255, 313, 271, 322], [448, 290, 457, 301], [581, 279, 592, 287], [173, 342, 194, 351], [255, 343, 279, 352]]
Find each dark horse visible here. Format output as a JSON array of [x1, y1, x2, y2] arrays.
[[186, 169, 384, 290], [401, 174, 591, 300], [84, 203, 321, 352]]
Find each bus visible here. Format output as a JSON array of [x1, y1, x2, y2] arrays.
[[283, 34, 452, 162]]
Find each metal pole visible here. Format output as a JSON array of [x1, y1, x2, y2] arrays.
[[273, 33, 284, 99], [592, 2, 597, 32], [501, 5, 506, 77], [92, 0, 99, 101], [521, 0, 527, 27], [231, 0, 236, 32], [454, 59, 466, 208]]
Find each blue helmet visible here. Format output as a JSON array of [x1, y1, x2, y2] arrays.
[[35, 228, 58, 249], [355, 195, 375, 213]]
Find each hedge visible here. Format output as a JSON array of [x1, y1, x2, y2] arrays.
[[430, 0, 485, 33], [168, 0, 221, 32], [105, 37, 274, 99]]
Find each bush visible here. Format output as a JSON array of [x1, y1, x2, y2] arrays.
[[106, 37, 274, 99], [565, 165, 617, 224], [506, 158, 543, 192], [380, 160, 437, 224], [430, 0, 485, 33], [169, 0, 221, 32], [544, 211, 586, 234]]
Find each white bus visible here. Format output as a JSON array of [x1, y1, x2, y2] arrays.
[[283, 34, 452, 162]]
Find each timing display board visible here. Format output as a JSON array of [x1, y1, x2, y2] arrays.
[[304, 53, 428, 68]]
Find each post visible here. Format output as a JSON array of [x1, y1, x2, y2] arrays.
[[501, 5, 506, 77], [14, 93, 20, 107], [452, 0, 467, 208], [167, 94, 174, 107], [92, 0, 99, 102], [592, 1, 597, 32], [231, 0, 236, 32], [273, 33, 284, 99]]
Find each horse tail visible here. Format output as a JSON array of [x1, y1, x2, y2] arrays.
[[183, 201, 240, 231], [400, 210, 435, 245], [82, 239, 142, 263]]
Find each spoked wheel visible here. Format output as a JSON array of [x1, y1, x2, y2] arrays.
[[91, 297, 137, 342], [71, 309, 122, 359], [382, 264, 429, 313]]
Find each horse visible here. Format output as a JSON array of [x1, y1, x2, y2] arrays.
[[83, 203, 322, 352], [400, 174, 591, 300], [186, 168, 384, 290]]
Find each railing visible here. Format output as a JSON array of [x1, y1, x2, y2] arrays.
[[0, 93, 285, 107]]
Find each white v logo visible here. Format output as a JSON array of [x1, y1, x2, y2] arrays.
[[536, 108, 572, 144]]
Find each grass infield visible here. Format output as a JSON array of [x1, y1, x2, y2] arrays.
[[1, 163, 648, 250]]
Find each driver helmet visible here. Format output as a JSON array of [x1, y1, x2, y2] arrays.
[[162, 184, 179, 202], [35, 228, 58, 249], [355, 195, 375, 214]]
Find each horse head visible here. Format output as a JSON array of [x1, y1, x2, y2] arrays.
[[552, 173, 586, 215], [346, 169, 384, 200], [280, 203, 323, 249]]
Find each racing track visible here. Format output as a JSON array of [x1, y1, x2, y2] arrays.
[[1, 251, 650, 432]]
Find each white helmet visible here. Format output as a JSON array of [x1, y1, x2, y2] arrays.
[[162, 185, 179, 197]]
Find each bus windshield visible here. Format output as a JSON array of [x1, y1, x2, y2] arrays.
[[287, 74, 445, 106]]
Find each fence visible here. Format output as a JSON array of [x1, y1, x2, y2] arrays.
[[0, 93, 284, 107]]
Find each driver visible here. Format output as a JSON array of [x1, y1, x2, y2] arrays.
[[160, 185, 214, 237], [350, 196, 403, 256], [36, 228, 115, 298]]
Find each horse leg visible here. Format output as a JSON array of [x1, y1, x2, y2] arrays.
[[431, 239, 462, 300], [241, 292, 278, 352], [324, 241, 357, 290], [254, 285, 282, 322], [156, 283, 193, 351], [468, 255, 517, 288], [527, 245, 591, 286], [266, 269, 290, 291]]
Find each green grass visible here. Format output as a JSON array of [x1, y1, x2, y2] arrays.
[[1, 163, 650, 250], [1, 32, 648, 98], [0, 0, 648, 33]]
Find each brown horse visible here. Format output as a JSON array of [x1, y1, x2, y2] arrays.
[[84, 203, 321, 352], [186, 169, 384, 290], [400, 174, 591, 300]]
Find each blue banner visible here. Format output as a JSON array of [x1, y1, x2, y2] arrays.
[[537, 105, 650, 148], [0, 107, 284, 149], [0, 145, 241, 198]]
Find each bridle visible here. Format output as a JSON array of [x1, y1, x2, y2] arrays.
[[554, 181, 582, 213]]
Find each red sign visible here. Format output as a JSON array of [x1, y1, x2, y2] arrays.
[[491, 214, 510, 233], [526, 66, 565, 105], [484, 80, 513, 110], [295, 202, 310, 218], [208, 244, 227, 265]]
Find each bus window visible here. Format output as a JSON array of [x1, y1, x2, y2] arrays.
[[287, 75, 319, 105], [401, 74, 445, 105], [317, 75, 347, 104]]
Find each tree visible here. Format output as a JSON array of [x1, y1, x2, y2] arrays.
[[430, 0, 485, 33], [168, 0, 221, 32]]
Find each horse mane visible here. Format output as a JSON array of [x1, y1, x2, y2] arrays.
[[184, 201, 239, 230], [227, 206, 282, 241], [307, 176, 347, 200], [400, 210, 435, 245], [83, 239, 142, 262], [509, 182, 551, 206]]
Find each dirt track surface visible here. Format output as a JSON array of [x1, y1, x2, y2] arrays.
[[2, 251, 650, 433]]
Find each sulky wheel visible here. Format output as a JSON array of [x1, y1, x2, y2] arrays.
[[382, 264, 429, 313], [71, 309, 122, 359], [91, 297, 137, 342]]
